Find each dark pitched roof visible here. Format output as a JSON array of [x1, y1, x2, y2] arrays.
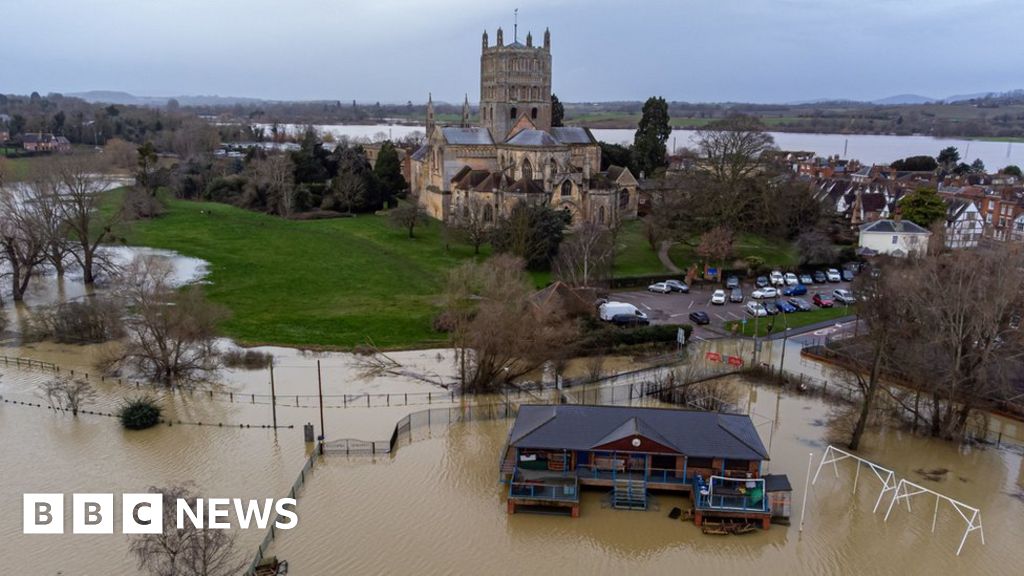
[[506, 129, 560, 147], [859, 219, 931, 234], [452, 168, 493, 190], [472, 171, 509, 192], [410, 144, 429, 162], [507, 176, 545, 194], [763, 474, 792, 492], [550, 126, 594, 145], [442, 127, 493, 146], [509, 404, 769, 460]]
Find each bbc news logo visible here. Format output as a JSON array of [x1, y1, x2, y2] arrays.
[[23, 493, 298, 534]]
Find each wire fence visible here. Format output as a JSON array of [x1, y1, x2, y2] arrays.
[[247, 444, 320, 575]]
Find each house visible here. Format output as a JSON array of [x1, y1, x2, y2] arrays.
[[499, 404, 788, 528], [858, 218, 931, 257], [0, 129, 9, 143], [944, 199, 983, 249], [22, 132, 71, 153]]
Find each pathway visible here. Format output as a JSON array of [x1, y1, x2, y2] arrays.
[[657, 240, 682, 274]]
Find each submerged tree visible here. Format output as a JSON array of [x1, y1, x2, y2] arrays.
[[40, 376, 96, 417], [553, 220, 613, 288]]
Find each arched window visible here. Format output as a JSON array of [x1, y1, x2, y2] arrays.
[[510, 107, 517, 119], [483, 204, 494, 223], [462, 204, 469, 218], [561, 180, 572, 197], [619, 189, 630, 208], [598, 206, 606, 224], [531, 107, 538, 119], [532, 86, 539, 100], [522, 158, 533, 181], [550, 157, 558, 176]]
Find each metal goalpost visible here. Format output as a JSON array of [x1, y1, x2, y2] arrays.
[[883, 478, 985, 556], [811, 445, 898, 513]]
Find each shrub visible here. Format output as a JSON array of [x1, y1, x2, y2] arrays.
[[118, 397, 163, 430], [221, 349, 273, 370], [40, 298, 125, 344]]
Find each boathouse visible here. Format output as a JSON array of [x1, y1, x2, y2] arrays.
[[500, 405, 786, 528]]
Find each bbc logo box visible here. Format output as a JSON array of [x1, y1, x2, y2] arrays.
[[23, 493, 163, 534]]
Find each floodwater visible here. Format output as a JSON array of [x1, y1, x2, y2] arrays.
[[254, 123, 1023, 169], [267, 377, 1024, 576]]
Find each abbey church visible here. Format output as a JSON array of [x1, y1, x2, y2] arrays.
[[410, 27, 639, 226]]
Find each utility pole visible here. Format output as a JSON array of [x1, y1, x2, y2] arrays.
[[317, 359, 326, 454], [269, 359, 278, 429]]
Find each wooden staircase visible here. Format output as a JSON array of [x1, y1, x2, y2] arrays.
[[612, 478, 648, 510]]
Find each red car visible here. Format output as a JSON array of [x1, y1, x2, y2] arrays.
[[813, 293, 834, 308]]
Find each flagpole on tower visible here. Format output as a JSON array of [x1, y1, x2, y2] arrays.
[[514, 8, 519, 43]]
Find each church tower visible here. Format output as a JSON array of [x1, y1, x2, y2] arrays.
[[425, 92, 435, 137], [480, 26, 552, 141]]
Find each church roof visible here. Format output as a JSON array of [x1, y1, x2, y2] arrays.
[[410, 144, 429, 162], [507, 177, 546, 194], [506, 129, 561, 147], [550, 126, 595, 145], [442, 127, 493, 146]]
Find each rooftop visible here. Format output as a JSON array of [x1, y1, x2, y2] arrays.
[[859, 219, 931, 234]]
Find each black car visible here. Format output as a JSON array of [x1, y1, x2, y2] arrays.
[[611, 314, 649, 327], [689, 311, 711, 325], [755, 276, 769, 288], [729, 288, 744, 303], [788, 297, 812, 311], [725, 276, 740, 289], [763, 302, 780, 315], [812, 270, 828, 283], [842, 269, 855, 282], [665, 279, 690, 293]]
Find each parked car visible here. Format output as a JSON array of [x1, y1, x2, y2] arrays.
[[725, 275, 740, 289], [813, 293, 835, 308], [774, 300, 797, 314], [833, 288, 855, 305], [782, 284, 807, 296], [752, 287, 779, 299], [665, 279, 690, 293], [689, 311, 711, 325], [763, 302, 780, 315], [599, 302, 647, 322], [842, 269, 855, 282], [745, 301, 768, 317], [784, 272, 799, 286], [610, 314, 650, 326], [798, 273, 814, 285], [729, 288, 744, 303], [788, 297, 812, 311], [648, 282, 672, 294], [813, 270, 828, 283], [711, 289, 727, 305], [826, 268, 842, 282], [770, 270, 785, 286], [755, 276, 769, 288]]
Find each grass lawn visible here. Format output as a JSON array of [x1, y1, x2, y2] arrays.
[[612, 219, 667, 277], [120, 197, 501, 349], [668, 232, 799, 272], [724, 305, 855, 337]]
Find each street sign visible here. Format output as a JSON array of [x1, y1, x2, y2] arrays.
[[677, 328, 686, 345]]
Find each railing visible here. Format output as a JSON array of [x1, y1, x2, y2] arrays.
[[0, 355, 57, 372], [694, 475, 768, 513], [509, 476, 579, 503]]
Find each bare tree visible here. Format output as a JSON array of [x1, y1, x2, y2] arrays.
[[129, 485, 245, 576], [388, 201, 427, 238], [327, 171, 365, 214], [0, 184, 50, 300], [695, 115, 776, 192], [251, 153, 296, 217], [108, 257, 226, 386], [553, 220, 613, 287], [444, 254, 577, 392], [40, 376, 96, 416], [51, 155, 120, 285], [449, 196, 490, 254], [696, 226, 734, 271]]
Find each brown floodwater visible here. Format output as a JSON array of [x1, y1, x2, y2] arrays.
[[265, 377, 1024, 576]]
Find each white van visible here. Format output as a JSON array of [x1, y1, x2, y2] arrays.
[[599, 301, 648, 322]]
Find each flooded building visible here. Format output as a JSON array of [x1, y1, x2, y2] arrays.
[[500, 405, 787, 528]]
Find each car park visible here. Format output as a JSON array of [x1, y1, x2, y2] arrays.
[[725, 276, 740, 289], [813, 293, 835, 307], [833, 288, 855, 305], [763, 302, 779, 315], [689, 311, 711, 325], [610, 314, 650, 326], [665, 279, 690, 293], [782, 284, 807, 296], [711, 289, 727, 305], [729, 288, 744, 303], [648, 282, 672, 294], [770, 270, 785, 286], [842, 269, 855, 282], [745, 301, 768, 317], [752, 287, 778, 299], [788, 297, 812, 311], [826, 268, 842, 282], [813, 270, 827, 283], [774, 300, 797, 314], [784, 272, 799, 286], [599, 301, 648, 322], [755, 276, 769, 288], [799, 273, 814, 285]]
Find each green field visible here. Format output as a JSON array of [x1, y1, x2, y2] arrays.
[[668, 233, 799, 272], [119, 199, 680, 349], [724, 305, 855, 337]]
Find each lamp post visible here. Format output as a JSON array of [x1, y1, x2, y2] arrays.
[[778, 327, 793, 378]]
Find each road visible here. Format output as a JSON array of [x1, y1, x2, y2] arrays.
[[610, 278, 855, 340]]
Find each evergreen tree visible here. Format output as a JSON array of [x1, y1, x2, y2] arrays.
[[373, 141, 408, 201], [899, 187, 948, 227], [632, 96, 671, 177], [936, 146, 960, 169], [551, 93, 565, 127]]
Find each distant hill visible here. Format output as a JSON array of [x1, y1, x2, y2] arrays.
[[871, 94, 937, 105], [68, 90, 267, 107]]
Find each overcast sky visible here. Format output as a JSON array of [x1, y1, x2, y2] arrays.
[[1, 0, 1020, 104]]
